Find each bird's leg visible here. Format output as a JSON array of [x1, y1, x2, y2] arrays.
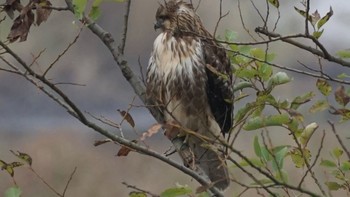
[[164, 121, 196, 170]]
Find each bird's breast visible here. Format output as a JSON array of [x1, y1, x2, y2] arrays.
[[147, 33, 209, 117], [152, 33, 204, 83]]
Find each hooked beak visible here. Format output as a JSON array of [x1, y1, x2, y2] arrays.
[[154, 20, 162, 31]]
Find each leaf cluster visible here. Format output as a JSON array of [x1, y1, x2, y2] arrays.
[[3, 0, 52, 42]]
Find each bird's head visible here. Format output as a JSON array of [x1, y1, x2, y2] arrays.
[[154, 0, 202, 34]]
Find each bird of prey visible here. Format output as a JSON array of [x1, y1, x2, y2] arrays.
[[146, 0, 233, 190]]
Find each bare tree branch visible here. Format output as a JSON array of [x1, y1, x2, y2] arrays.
[[255, 27, 350, 68]]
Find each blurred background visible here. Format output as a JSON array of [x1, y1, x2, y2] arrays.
[[0, 0, 349, 196]]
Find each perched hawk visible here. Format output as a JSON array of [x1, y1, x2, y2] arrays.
[[146, 0, 233, 190]]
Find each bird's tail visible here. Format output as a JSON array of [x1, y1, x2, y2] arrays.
[[178, 138, 230, 190], [194, 142, 230, 190]]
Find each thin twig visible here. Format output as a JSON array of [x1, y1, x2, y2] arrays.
[[272, 8, 280, 31], [29, 48, 46, 67], [237, 0, 257, 41], [122, 182, 160, 197], [328, 121, 350, 160], [298, 130, 326, 189], [289, 127, 327, 196], [305, 0, 310, 35], [250, 0, 265, 24], [29, 167, 63, 197], [227, 155, 277, 197], [138, 56, 146, 85], [213, 0, 229, 37], [54, 82, 86, 86], [119, 0, 131, 55], [62, 167, 77, 197], [264, 0, 270, 29], [195, 0, 202, 11], [36, 5, 70, 11], [43, 25, 83, 77], [87, 112, 121, 129], [255, 28, 350, 68]]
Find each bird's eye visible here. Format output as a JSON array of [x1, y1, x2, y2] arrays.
[[158, 15, 168, 20]]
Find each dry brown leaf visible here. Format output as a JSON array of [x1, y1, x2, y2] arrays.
[[140, 123, 162, 141], [163, 122, 180, 140], [7, 4, 34, 42], [195, 185, 208, 194], [35, 0, 52, 26], [116, 140, 137, 157], [4, 0, 23, 19], [335, 85, 350, 106], [117, 146, 132, 157], [117, 109, 135, 127], [94, 139, 113, 146]]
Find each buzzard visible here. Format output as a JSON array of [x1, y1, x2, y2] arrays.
[[146, 0, 233, 190]]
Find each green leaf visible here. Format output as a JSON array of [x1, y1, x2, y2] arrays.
[[250, 179, 273, 185], [250, 48, 265, 60], [267, 72, 292, 89], [325, 181, 343, 191], [286, 118, 300, 134], [235, 68, 258, 79], [272, 147, 288, 171], [332, 147, 343, 159], [332, 169, 345, 181], [300, 122, 318, 146], [316, 79, 332, 96], [317, 6, 333, 29], [268, 0, 279, 8], [291, 92, 315, 110], [73, 0, 87, 19], [92, 0, 103, 6], [5, 187, 22, 197], [312, 29, 324, 39], [225, 29, 237, 42], [254, 136, 262, 157], [237, 157, 264, 167], [260, 147, 271, 162], [340, 161, 350, 171], [309, 100, 329, 113], [233, 81, 253, 92], [129, 192, 147, 197], [197, 192, 210, 197], [0, 160, 23, 177], [266, 53, 276, 62], [89, 6, 101, 21], [258, 63, 273, 81], [320, 159, 337, 168], [337, 73, 350, 79], [10, 150, 32, 166], [294, 7, 312, 22], [289, 148, 311, 168], [235, 103, 255, 123], [160, 187, 192, 197], [243, 114, 290, 131], [336, 49, 350, 59], [239, 45, 252, 55], [275, 170, 288, 183]]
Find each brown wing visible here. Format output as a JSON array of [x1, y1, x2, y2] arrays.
[[202, 38, 233, 135]]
